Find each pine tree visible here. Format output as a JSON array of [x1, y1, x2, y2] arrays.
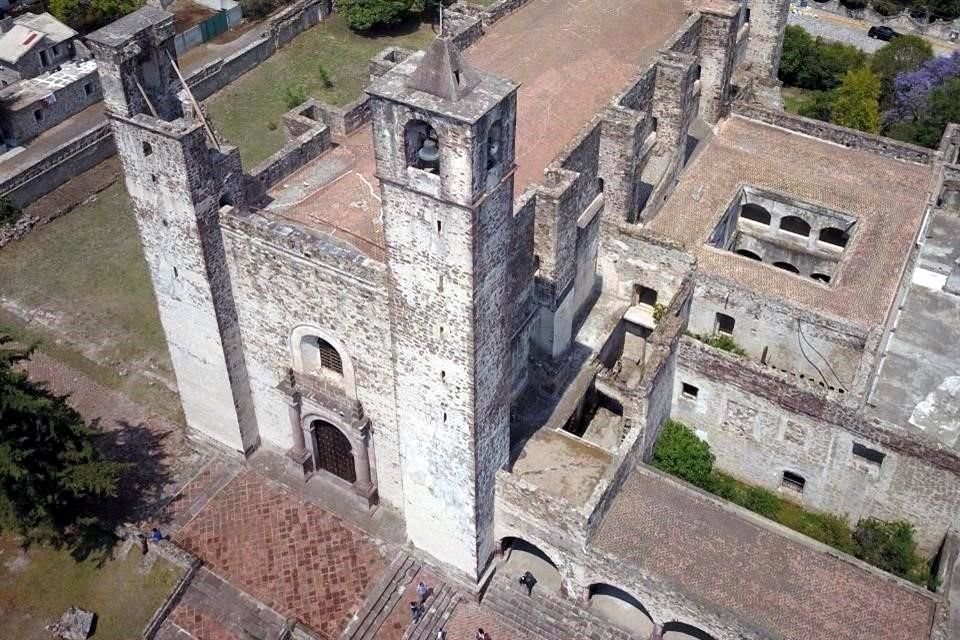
[[831, 68, 882, 134], [0, 335, 127, 550]]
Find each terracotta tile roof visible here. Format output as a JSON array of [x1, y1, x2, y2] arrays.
[[647, 116, 936, 326], [593, 469, 937, 640]]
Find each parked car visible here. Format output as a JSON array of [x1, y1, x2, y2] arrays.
[[868, 25, 900, 41]]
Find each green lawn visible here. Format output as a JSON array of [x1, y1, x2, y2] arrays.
[[0, 535, 181, 640], [0, 182, 181, 421], [205, 14, 436, 166]]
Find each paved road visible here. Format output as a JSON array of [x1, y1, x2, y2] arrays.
[[788, 5, 960, 54]]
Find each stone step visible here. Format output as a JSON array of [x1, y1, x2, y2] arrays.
[[406, 583, 461, 640], [342, 551, 420, 640], [482, 571, 634, 640]]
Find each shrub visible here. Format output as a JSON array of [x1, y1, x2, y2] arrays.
[[871, 0, 901, 15], [283, 83, 308, 109], [797, 90, 834, 120], [652, 420, 715, 490], [266, 120, 278, 131], [240, 0, 275, 18], [741, 486, 781, 519], [839, 0, 868, 8], [652, 302, 667, 324], [317, 65, 334, 89], [779, 26, 867, 91], [689, 332, 748, 356], [0, 197, 20, 226], [336, 0, 416, 30], [853, 518, 927, 583], [831, 67, 882, 133], [709, 471, 741, 501]]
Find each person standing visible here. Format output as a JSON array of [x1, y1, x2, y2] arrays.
[[410, 601, 422, 624], [518, 570, 537, 596], [416, 581, 430, 605]]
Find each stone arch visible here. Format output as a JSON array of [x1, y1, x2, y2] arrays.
[[405, 118, 440, 172], [500, 537, 563, 594], [587, 583, 654, 637], [811, 272, 831, 283], [740, 203, 770, 225], [735, 248, 762, 261], [310, 419, 356, 483], [773, 261, 800, 274], [289, 325, 357, 398], [662, 621, 719, 640], [779, 215, 811, 237], [818, 227, 849, 248], [219, 192, 234, 209]]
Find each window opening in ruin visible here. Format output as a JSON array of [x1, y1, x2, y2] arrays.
[[436, 219, 442, 234], [740, 203, 771, 225], [441, 370, 446, 382], [781, 471, 805, 493], [715, 312, 735, 336], [681, 382, 699, 400], [745, 7, 751, 21], [773, 261, 800, 274], [695, 64, 702, 79], [818, 227, 849, 248], [152, 174, 159, 184], [219, 193, 234, 208], [635, 285, 658, 308], [811, 272, 831, 283], [780, 215, 811, 237], [39, 49, 48, 66], [33, 109, 42, 122], [173, 266, 178, 278], [852, 442, 885, 465], [443, 412, 447, 423], [300, 336, 344, 376], [735, 249, 762, 261], [487, 120, 502, 169], [143, 141, 153, 156], [598, 177, 604, 193], [84, 82, 92, 96], [405, 119, 439, 173]]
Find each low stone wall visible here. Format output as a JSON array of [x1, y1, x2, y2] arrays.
[[313, 94, 370, 137], [368, 46, 414, 78], [732, 101, 935, 164], [0, 122, 115, 208], [806, 0, 960, 41]]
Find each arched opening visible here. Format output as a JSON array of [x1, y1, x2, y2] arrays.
[[500, 537, 562, 593], [312, 420, 356, 483], [735, 248, 762, 261], [142, 141, 152, 156], [740, 203, 771, 225], [773, 261, 800, 274], [219, 193, 234, 209], [811, 272, 831, 283], [486, 119, 502, 170], [662, 621, 718, 640], [587, 584, 654, 637], [818, 227, 849, 248], [405, 119, 439, 173], [300, 335, 344, 376], [779, 215, 811, 237]]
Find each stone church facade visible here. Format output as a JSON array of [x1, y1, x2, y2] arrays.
[[88, 0, 960, 636]]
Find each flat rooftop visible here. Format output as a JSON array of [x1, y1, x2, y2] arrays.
[[265, 0, 687, 258], [647, 115, 935, 326], [593, 468, 937, 640], [511, 428, 611, 506]]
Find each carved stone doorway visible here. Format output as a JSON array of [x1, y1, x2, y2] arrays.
[[312, 420, 356, 483]]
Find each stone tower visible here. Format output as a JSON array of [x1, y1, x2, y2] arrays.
[[367, 39, 519, 581], [87, 7, 258, 453]]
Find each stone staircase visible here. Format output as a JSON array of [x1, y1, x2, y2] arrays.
[[481, 571, 635, 640], [405, 581, 460, 640], [341, 552, 421, 640]]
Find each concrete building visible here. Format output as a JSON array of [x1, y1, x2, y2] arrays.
[[89, 1, 960, 638], [0, 12, 77, 80]]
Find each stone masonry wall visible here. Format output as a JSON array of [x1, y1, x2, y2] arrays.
[[1, 65, 102, 145], [674, 339, 960, 554]]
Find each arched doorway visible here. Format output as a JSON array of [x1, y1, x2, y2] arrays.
[[662, 621, 718, 640], [500, 537, 563, 593], [588, 583, 654, 637], [312, 421, 356, 483]]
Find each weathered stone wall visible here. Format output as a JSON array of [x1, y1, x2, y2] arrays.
[[219, 210, 405, 510], [313, 94, 369, 137], [697, 1, 739, 124], [674, 338, 960, 554], [742, 0, 790, 83]]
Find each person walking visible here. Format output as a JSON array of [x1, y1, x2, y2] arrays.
[[518, 570, 537, 596], [409, 601, 422, 624], [416, 580, 430, 605]]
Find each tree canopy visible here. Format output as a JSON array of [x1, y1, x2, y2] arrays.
[[336, 0, 418, 30], [0, 336, 127, 553], [779, 25, 867, 91], [831, 67, 882, 134], [870, 35, 934, 109]]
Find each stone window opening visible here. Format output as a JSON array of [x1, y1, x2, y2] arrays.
[[441, 370, 446, 382], [852, 442, 885, 465], [173, 266, 178, 278], [219, 193, 234, 209], [781, 470, 805, 493], [681, 382, 699, 400], [811, 272, 831, 283], [715, 312, 735, 336], [39, 49, 48, 66], [736, 248, 762, 261], [300, 335, 344, 377], [634, 285, 658, 308], [740, 203, 771, 225], [436, 219, 442, 234], [818, 227, 849, 248], [780, 215, 811, 237], [486, 119, 502, 170], [142, 141, 153, 156], [773, 260, 800, 274], [405, 119, 439, 173], [33, 109, 42, 122], [443, 411, 447, 423], [83, 82, 92, 96]]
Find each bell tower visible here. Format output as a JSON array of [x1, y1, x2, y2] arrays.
[[367, 39, 519, 581]]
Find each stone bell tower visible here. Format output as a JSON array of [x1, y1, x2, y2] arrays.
[[87, 7, 258, 454], [367, 39, 519, 581]]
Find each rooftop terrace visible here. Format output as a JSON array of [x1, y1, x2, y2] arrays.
[[265, 0, 687, 257], [647, 115, 936, 326]]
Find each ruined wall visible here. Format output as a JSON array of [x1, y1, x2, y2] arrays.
[[674, 339, 960, 553], [599, 225, 694, 309], [742, 0, 789, 83], [219, 212, 405, 510]]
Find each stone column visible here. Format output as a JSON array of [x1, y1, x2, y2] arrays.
[[353, 422, 377, 507], [697, 0, 741, 124], [285, 393, 312, 478], [652, 50, 698, 157], [742, 0, 790, 108]]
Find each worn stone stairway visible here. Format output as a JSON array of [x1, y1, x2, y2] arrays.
[[341, 552, 421, 640], [481, 570, 636, 640], [405, 581, 460, 640]]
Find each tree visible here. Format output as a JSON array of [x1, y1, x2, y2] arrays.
[[797, 90, 834, 121], [652, 420, 715, 490], [336, 0, 415, 30], [778, 26, 867, 91], [852, 518, 926, 583], [870, 35, 933, 108], [831, 67, 882, 133], [887, 50, 960, 123], [0, 197, 20, 226], [889, 77, 960, 147], [0, 336, 127, 551]]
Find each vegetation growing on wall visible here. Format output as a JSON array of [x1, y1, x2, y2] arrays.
[[652, 420, 934, 587], [688, 332, 747, 356]]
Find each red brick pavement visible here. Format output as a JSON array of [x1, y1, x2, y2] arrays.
[[174, 471, 388, 638], [443, 599, 525, 640], [169, 603, 241, 640]]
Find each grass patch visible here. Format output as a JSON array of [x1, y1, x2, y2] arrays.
[[0, 182, 182, 421], [782, 86, 812, 114], [204, 14, 435, 166], [0, 534, 180, 640]]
